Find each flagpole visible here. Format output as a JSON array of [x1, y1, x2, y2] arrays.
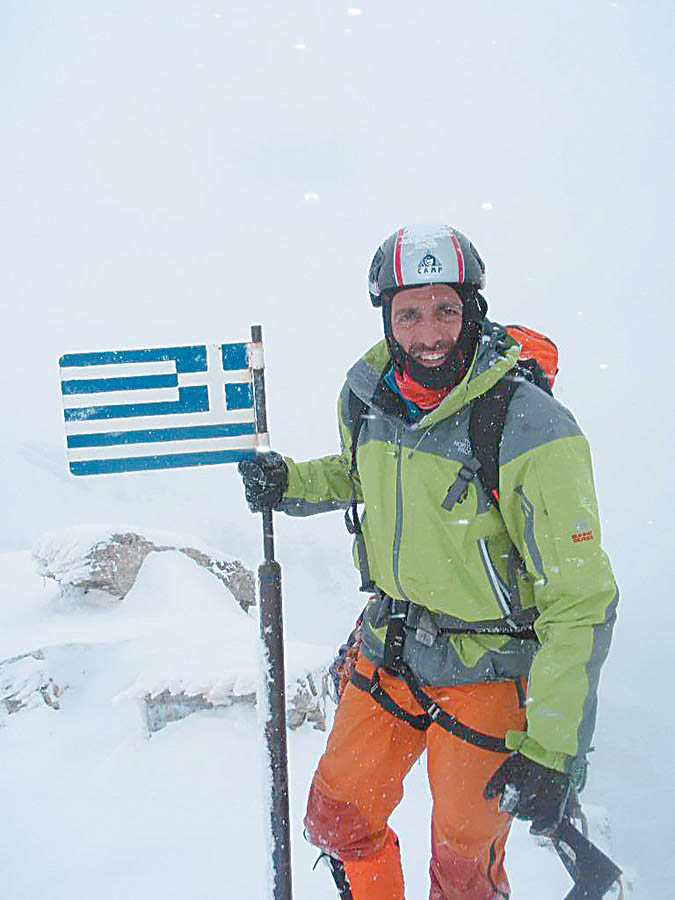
[[250, 324, 292, 900]]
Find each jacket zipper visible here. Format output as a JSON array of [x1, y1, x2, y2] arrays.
[[393, 425, 511, 622], [392, 424, 410, 603]]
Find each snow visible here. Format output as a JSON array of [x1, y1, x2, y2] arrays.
[[401, 223, 454, 248], [0, 465, 642, 896], [0, 544, 335, 899], [2, 1, 674, 897], [0, 544, 626, 900]]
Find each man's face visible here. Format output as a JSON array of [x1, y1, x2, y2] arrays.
[[390, 284, 463, 367]]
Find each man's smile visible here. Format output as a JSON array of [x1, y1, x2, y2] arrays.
[[411, 347, 452, 366]]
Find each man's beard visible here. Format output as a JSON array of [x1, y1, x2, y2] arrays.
[[396, 340, 468, 389], [386, 322, 481, 389], [382, 288, 486, 390]]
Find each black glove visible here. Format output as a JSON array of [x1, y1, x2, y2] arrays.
[[484, 752, 572, 836], [237, 452, 288, 512]]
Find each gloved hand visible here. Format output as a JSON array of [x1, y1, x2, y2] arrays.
[[484, 752, 572, 836], [237, 451, 288, 512]]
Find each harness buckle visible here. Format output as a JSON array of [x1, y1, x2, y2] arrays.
[[442, 459, 482, 512], [343, 507, 357, 535], [414, 609, 439, 647], [427, 703, 441, 721], [458, 463, 479, 483], [382, 596, 409, 675]]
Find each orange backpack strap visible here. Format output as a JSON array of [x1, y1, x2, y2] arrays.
[[506, 325, 559, 390]]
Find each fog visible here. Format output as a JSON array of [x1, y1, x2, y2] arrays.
[[2, 2, 674, 896]]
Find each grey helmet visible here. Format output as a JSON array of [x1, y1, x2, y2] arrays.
[[368, 224, 488, 390], [368, 223, 486, 307]]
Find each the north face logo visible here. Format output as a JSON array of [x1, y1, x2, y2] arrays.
[[452, 438, 472, 457], [418, 252, 443, 275]]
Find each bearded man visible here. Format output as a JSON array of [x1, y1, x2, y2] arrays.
[[239, 224, 618, 900]]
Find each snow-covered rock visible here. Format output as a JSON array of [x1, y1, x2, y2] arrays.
[[32, 525, 256, 611], [2, 545, 331, 738], [0, 649, 64, 715]]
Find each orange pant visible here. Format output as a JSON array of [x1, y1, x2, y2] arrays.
[[305, 655, 527, 900]]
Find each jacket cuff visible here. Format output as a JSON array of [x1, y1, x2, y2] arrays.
[[505, 730, 569, 774], [281, 456, 297, 499]]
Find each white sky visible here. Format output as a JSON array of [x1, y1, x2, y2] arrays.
[[3, 0, 674, 566]]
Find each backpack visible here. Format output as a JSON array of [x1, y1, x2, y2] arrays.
[[469, 325, 558, 504], [345, 326, 558, 552]]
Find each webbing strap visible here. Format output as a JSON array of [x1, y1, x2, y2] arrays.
[[350, 667, 509, 753], [351, 669, 431, 731], [469, 376, 520, 507], [441, 458, 482, 512], [321, 854, 353, 898], [398, 666, 509, 754], [345, 391, 375, 592], [406, 599, 538, 640]]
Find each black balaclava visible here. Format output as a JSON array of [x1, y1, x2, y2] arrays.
[[382, 284, 487, 390]]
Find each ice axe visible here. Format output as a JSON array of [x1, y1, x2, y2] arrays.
[[550, 816, 623, 900]]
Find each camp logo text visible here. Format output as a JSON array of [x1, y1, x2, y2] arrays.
[[418, 253, 443, 275]]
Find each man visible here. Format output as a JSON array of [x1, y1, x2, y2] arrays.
[[239, 224, 618, 900]]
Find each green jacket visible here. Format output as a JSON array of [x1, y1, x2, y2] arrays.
[[279, 322, 618, 776]]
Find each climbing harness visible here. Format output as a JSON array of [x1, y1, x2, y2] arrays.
[[349, 592, 527, 752]]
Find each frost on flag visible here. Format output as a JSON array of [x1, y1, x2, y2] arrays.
[[59, 341, 264, 475]]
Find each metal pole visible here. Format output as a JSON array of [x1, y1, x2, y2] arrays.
[[251, 324, 292, 900]]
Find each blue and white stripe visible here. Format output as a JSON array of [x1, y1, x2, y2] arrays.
[[59, 342, 260, 475]]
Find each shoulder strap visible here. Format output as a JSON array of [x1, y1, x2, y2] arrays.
[[344, 390, 375, 591], [469, 376, 520, 506], [347, 390, 368, 478]]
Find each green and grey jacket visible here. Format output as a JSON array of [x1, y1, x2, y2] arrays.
[[279, 322, 618, 775]]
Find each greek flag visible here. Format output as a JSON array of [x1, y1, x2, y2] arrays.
[[59, 341, 263, 476]]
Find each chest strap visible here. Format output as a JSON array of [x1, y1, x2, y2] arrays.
[[441, 458, 482, 512]]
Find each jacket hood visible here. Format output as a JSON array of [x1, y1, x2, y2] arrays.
[[346, 319, 520, 426]]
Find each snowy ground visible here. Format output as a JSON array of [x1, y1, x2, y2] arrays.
[[0, 534, 617, 900], [0, 444, 656, 899]]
